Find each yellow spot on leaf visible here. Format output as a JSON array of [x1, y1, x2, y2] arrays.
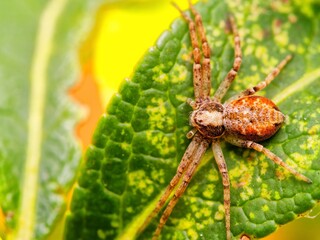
[[250, 65, 258, 72], [261, 183, 271, 200], [151, 169, 165, 184], [175, 94, 188, 103], [152, 64, 168, 84], [288, 43, 297, 52], [251, 24, 263, 41], [229, 158, 254, 189], [203, 184, 215, 199], [292, 136, 317, 169], [177, 218, 194, 230], [274, 191, 281, 200], [171, 63, 188, 84], [288, 14, 298, 23], [260, 161, 269, 175], [240, 186, 254, 201], [244, 45, 254, 56], [308, 125, 320, 135], [262, 204, 269, 212], [97, 229, 107, 239], [275, 29, 289, 47], [146, 98, 175, 131], [208, 169, 219, 182], [128, 170, 154, 196], [146, 131, 175, 156], [187, 228, 199, 239], [297, 45, 306, 54], [202, 207, 212, 218], [214, 205, 225, 221]]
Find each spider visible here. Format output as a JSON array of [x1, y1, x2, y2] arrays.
[[138, 1, 312, 239]]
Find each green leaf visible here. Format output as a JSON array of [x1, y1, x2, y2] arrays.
[[66, 0, 320, 239], [0, 0, 107, 239]]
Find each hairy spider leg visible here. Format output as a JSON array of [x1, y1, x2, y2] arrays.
[[137, 133, 202, 235], [212, 139, 232, 240], [188, 0, 211, 98], [213, 16, 242, 102], [223, 133, 312, 183], [152, 136, 210, 240], [172, 2, 210, 100], [173, 1, 212, 138], [228, 55, 293, 102]]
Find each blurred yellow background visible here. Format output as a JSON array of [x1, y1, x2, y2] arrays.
[[73, 0, 320, 239], [94, 0, 191, 107]]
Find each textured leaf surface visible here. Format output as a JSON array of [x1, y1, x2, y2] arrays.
[[0, 0, 106, 239], [66, 0, 320, 239]]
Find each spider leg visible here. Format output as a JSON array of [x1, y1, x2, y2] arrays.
[[228, 55, 292, 102], [138, 133, 203, 235], [223, 134, 312, 183], [213, 16, 242, 102], [152, 137, 210, 240], [172, 2, 209, 101], [188, 0, 211, 98], [212, 139, 232, 240]]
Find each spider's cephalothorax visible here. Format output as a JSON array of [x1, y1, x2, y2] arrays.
[[138, 1, 312, 240], [190, 100, 225, 138]]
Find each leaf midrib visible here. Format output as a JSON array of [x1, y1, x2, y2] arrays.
[[14, 0, 67, 239], [273, 68, 320, 105]]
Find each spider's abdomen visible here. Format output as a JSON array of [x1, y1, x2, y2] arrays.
[[223, 95, 285, 142], [190, 101, 225, 139]]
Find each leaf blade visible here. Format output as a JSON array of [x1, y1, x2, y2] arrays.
[[66, 0, 320, 239]]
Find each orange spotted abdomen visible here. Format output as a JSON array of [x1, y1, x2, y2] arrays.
[[223, 96, 285, 142]]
